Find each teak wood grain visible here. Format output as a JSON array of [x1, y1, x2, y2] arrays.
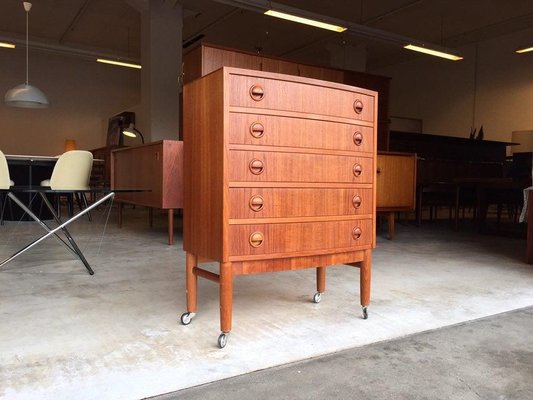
[[183, 67, 377, 343]]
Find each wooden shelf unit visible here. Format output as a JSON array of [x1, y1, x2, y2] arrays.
[[111, 140, 183, 245], [182, 67, 377, 347]]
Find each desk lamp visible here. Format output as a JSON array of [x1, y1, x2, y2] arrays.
[[122, 123, 145, 144]]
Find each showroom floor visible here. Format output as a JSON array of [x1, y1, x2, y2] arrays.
[[0, 206, 532, 400]]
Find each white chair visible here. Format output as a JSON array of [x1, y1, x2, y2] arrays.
[[0, 150, 14, 224], [40, 150, 93, 218]]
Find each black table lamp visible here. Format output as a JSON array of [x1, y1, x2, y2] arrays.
[[122, 123, 145, 144]]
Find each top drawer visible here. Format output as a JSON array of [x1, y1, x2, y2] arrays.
[[228, 74, 375, 122]]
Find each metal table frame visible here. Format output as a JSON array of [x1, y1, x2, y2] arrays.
[[0, 187, 115, 275]]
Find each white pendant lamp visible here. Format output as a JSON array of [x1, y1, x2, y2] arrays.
[[5, 2, 49, 108]]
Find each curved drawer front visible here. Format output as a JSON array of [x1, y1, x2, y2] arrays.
[[228, 219, 373, 257], [229, 187, 373, 218], [229, 113, 374, 154], [229, 150, 373, 183], [229, 75, 375, 122]]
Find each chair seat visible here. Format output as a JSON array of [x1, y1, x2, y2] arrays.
[[10, 180, 14, 186], [40, 179, 50, 186]]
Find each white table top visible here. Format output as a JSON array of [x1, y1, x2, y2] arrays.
[[6, 154, 59, 162]]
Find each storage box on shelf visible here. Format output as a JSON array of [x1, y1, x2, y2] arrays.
[[181, 67, 377, 348]]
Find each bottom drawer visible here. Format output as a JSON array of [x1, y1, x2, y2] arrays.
[[228, 219, 373, 258]]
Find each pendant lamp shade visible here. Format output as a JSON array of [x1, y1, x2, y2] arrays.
[[4, 2, 49, 108], [5, 83, 49, 108]]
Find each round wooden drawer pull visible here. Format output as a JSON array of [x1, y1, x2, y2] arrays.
[[352, 227, 362, 240], [352, 196, 362, 209], [249, 159, 264, 175], [353, 99, 364, 114], [352, 163, 363, 177], [250, 122, 265, 138], [353, 131, 363, 146], [249, 84, 265, 101], [249, 195, 264, 212], [249, 232, 264, 248]]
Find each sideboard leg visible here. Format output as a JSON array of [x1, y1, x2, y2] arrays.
[[168, 209, 174, 245]]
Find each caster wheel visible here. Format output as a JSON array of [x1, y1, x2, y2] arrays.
[[313, 292, 322, 303], [180, 312, 194, 325], [362, 306, 369, 320], [218, 333, 228, 349]]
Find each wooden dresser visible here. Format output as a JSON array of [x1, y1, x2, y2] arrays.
[[111, 140, 183, 245], [181, 67, 377, 348]]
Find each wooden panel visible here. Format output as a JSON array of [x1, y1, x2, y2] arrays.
[[298, 63, 344, 83], [229, 112, 374, 154], [229, 150, 374, 184], [229, 187, 373, 219], [261, 57, 300, 75], [228, 73, 375, 122], [227, 219, 373, 258], [183, 71, 225, 260], [376, 152, 416, 210], [201, 45, 261, 76]]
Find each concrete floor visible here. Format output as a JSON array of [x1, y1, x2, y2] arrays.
[[156, 306, 533, 400], [0, 207, 532, 399]]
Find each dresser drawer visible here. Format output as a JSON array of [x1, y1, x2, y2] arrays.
[[229, 113, 374, 154], [229, 74, 375, 122], [228, 219, 373, 257], [229, 150, 373, 184], [229, 187, 373, 219]]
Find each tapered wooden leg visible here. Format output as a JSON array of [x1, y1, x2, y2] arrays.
[[148, 207, 153, 227], [186, 253, 198, 313], [360, 249, 371, 307], [316, 267, 326, 293], [220, 262, 233, 333], [387, 211, 395, 240], [168, 209, 174, 245]]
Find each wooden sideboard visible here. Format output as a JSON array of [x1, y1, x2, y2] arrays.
[[376, 151, 417, 239], [181, 67, 377, 347], [111, 140, 183, 245], [183, 42, 390, 150]]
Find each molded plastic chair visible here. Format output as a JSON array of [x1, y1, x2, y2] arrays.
[[40, 150, 93, 218], [0, 150, 14, 224]]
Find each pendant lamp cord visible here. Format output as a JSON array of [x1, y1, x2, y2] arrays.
[[25, 6, 29, 85]]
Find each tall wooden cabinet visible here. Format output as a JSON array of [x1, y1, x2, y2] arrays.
[[181, 67, 377, 347]]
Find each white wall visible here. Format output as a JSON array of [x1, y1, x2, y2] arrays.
[[0, 48, 140, 155], [374, 27, 533, 145]]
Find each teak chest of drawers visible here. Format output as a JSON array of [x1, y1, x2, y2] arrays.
[[182, 67, 377, 348]]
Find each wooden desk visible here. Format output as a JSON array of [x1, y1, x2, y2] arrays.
[[111, 140, 183, 245]]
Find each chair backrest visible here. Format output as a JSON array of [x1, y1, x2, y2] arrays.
[[0, 150, 12, 190], [49, 150, 93, 190]]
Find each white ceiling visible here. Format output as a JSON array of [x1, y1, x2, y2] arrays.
[[1, 0, 532, 70]]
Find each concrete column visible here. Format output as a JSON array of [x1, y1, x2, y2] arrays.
[[139, 1, 182, 141]]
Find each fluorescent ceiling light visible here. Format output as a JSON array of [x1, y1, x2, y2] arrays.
[[516, 45, 533, 54], [265, 9, 347, 32], [0, 42, 15, 49], [404, 44, 463, 61], [96, 58, 142, 69]]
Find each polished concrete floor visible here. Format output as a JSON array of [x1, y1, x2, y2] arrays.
[[0, 206, 532, 399], [156, 306, 533, 400]]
